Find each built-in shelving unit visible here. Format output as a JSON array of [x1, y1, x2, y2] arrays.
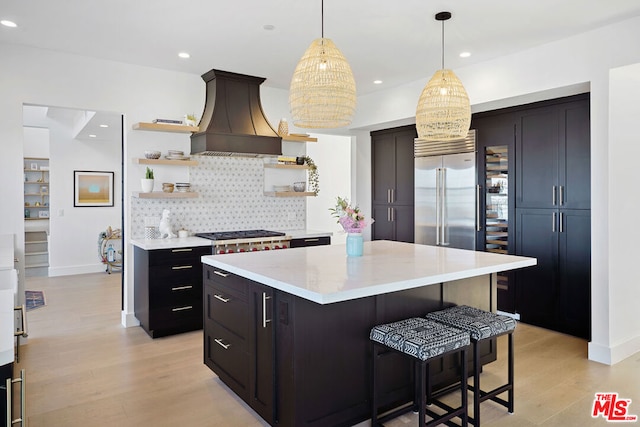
[[133, 158, 199, 166], [132, 122, 199, 133], [24, 157, 50, 220], [132, 192, 198, 199]]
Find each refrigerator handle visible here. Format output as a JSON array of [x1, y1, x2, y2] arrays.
[[441, 168, 449, 246], [476, 184, 482, 231], [436, 168, 441, 245]]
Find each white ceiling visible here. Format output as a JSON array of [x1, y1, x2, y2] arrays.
[[3, 1, 640, 97]]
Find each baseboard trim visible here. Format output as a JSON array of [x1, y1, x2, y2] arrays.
[[589, 335, 640, 365], [121, 311, 140, 328], [48, 263, 107, 277]]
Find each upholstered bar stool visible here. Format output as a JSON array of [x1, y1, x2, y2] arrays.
[[370, 317, 471, 427], [426, 305, 516, 426]]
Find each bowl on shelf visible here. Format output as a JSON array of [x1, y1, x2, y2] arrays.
[[293, 182, 306, 192], [144, 150, 161, 159], [162, 183, 175, 193]]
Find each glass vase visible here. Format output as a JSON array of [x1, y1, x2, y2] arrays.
[[346, 232, 363, 257]]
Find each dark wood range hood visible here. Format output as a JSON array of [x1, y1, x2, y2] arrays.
[[191, 69, 282, 157]]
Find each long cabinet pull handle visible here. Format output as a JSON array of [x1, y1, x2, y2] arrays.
[[552, 185, 557, 205], [213, 294, 230, 303], [441, 168, 449, 246], [171, 305, 193, 312], [262, 292, 272, 328], [476, 184, 482, 231], [304, 238, 319, 242], [560, 212, 564, 233], [214, 338, 231, 350], [213, 270, 228, 277], [391, 188, 395, 203], [171, 265, 192, 270], [559, 185, 564, 206], [171, 285, 193, 291], [6, 377, 10, 427], [6, 369, 25, 427], [171, 248, 193, 253], [552, 212, 557, 232], [387, 189, 390, 203]]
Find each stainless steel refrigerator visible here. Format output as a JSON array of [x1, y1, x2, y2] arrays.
[[414, 131, 477, 250]]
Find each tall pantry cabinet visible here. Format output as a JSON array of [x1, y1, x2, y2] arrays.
[[473, 93, 591, 339], [371, 125, 416, 243], [514, 94, 591, 339]]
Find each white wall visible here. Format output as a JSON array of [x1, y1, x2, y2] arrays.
[[606, 63, 640, 364], [306, 134, 353, 245], [23, 127, 50, 158], [349, 15, 640, 364]]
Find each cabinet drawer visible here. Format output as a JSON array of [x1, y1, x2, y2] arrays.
[[149, 246, 211, 266], [150, 304, 202, 329], [290, 236, 331, 248], [150, 281, 201, 307], [205, 284, 248, 339], [206, 321, 249, 393], [204, 266, 248, 300]]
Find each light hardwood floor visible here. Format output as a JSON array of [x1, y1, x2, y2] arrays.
[[17, 273, 640, 426]]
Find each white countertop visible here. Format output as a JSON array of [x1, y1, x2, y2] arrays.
[[130, 236, 212, 250], [201, 240, 536, 304], [130, 229, 332, 250]]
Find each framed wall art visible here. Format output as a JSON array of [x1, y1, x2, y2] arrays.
[[74, 171, 114, 207]]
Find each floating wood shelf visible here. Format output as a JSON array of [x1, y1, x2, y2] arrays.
[[264, 191, 316, 197], [281, 135, 317, 143], [132, 191, 198, 199], [133, 158, 199, 166], [263, 164, 310, 170], [133, 122, 199, 133]]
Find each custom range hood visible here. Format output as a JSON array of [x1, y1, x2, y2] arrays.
[[191, 69, 282, 156]]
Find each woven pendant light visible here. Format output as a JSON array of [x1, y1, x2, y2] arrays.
[[289, 1, 356, 129], [416, 12, 471, 141]]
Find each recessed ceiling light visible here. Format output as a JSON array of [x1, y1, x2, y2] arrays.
[[1, 20, 17, 28], [373, 80, 383, 85], [263, 24, 275, 31], [89, 134, 97, 138], [459, 52, 471, 58], [99, 124, 109, 128], [178, 52, 190, 59]]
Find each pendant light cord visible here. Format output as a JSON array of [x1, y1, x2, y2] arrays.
[[321, 0, 324, 39], [441, 18, 445, 70]]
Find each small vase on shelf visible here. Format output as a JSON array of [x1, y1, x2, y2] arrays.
[[278, 118, 289, 136], [346, 232, 364, 257]]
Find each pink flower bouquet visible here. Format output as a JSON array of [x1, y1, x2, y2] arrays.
[[330, 196, 374, 233]]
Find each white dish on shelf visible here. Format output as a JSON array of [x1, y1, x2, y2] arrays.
[[274, 185, 292, 192], [165, 155, 191, 161]]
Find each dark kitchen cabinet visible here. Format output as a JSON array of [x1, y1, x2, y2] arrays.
[[515, 208, 591, 338], [372, 204, 414, 243], [289, 235, 331, 248], [203, 266, 275, 424], [516, 95, 590, 210], [134, 245, 211, 338], [371, 125, 416, 242]]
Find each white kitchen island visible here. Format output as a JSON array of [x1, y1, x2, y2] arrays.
[[201, 240, 536, 427]]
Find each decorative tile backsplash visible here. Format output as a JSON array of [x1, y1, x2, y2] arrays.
[[130, 156, 306, 238]]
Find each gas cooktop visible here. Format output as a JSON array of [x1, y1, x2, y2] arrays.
[[195, 229, 286, 241]]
